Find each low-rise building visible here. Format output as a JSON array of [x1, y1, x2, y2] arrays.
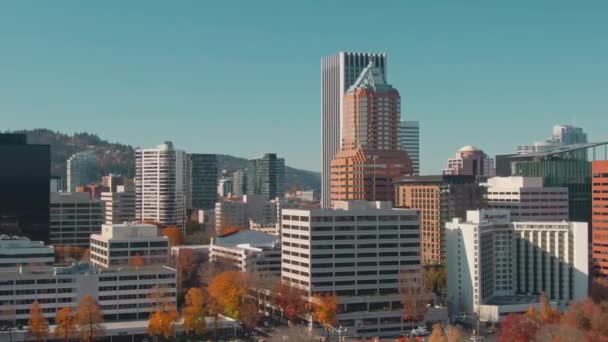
[[50, 192, 104, 247], [281, 201, 429, 338], [210, 230, 280, 278], [0, 235, 54, 268], [0, 263, 176, 324], [90, 223, 169, 269], [446, 210, 588, 322]]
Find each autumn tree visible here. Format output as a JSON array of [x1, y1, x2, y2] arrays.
[[534, 324, 589, 342], [310, 293, 339, 333], [128, 253, 146, 267], [182, 288, 206, 335], [272, 282, 308, 324], [427, 323, 447, 342], [560, 299, 608, 339], [148, 285, 178, 340], [539, 291, 560, 324], [74, 295, 105, 342], [54, 307, 76, 342], [161, 226, 184, 246], [176, 249, 196, 294], [445, 324, 469, 342], [219, 226, 246, 236], [424, 265, 447, 296], [400, 267, 433, 324], [497, 313, 541, 342], [208, 271, 248, 319], [27, 301, 49, 341], [240, 300, 260, 330]]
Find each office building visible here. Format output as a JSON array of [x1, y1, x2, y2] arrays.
[[50, 192, 104, 247], [90, 223, 170, 269], [135, 142, 187, 229], [66, 150, 99, 192], [188, 154, 218, 210], [102, 174, 125, 192], [399, 121, 420, 175], [0, 263, 176, 324], [246, 154, 285, 199], [210, 230, 280, 278], [0, 133, 50, 242], [443, 145, 495, 177], [217, 177, 233, 198], [281, 201, 436, 338], [487, 177, 568, 221], [321, 52, 388, 208], [101, 185, 136, 224], [496, 142, 608, 224], [592, 161, 608, 276], [232, 170, 247, 197], [215, 200, 248, 232], [517, 124, 588, 155], [395, 175, 485, 265], [330, 63, 411, 204], [0, 235, 54, 268], [446, 210, 588, 322]]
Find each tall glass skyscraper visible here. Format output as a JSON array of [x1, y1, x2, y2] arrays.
[[321, 52, 387, 208], [66, 150, 99, 192], [188, 154, 218, 210], [0, 134, 50, 242], [246, 153, 285, 199], [399, 121, 420, 175]]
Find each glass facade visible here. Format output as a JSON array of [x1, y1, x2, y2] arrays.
[[189, 154, 218, 210], [0, 134, 51, 242]]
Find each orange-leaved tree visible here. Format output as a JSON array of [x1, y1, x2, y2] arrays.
[[310, 293, 339, 332], [218, 226, 246, 236], [182, 288, 206, 335], [161, 226, 184, 246], [54, 307, 76, 342], [74, 295, 105, 342], [539, 291, 560, 324], [128, 253, 146, 267], [272, 281, 308, 324], [208, 271, 248, 319], [176, 249, 195, 294], [147, 285, 178, 339], [28, 301, 49, 341], [427, 323, 447, 342], [400, 267, 433, 325]]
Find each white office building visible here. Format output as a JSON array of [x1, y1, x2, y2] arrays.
[[321, 52, 387, 208], [0, 235, 54, 268], [517, 124, 588, 155], [90, 223, 170, 269], [446, 210, 588, 322], [66, 150, 99, 192], [281, 201, 442, 338], [0, 263, 176, 324], [135, 141, 187, 229], [101, 185, 136, 224], [50, 192, 104, 247], [486, 177, 569, 221], [399, 121, 420, 175], [210, 230, 281, 278]]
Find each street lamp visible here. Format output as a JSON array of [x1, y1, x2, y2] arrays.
[[326, 324, 347, 342]]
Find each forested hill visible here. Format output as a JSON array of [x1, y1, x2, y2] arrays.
[[11, 129, 320, 193]]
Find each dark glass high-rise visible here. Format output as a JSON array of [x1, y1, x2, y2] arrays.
[[0, 133, 50, 242]]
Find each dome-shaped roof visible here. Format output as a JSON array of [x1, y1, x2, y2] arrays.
[[458, 145, 481, 152]]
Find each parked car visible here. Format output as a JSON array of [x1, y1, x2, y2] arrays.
[[410, 325, 430, 336]]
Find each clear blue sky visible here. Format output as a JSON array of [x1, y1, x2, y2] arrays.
[[1, 1, 607, 172]]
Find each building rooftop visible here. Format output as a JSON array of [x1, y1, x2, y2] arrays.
[[506, 141, 608, 159], [95, 222, 163, 240], [0, 235, 51, 249], [394, 174, 478, 184], [213, 230, 279, 249], [458, 145, 481, 152], [51, 192, 100, 203]]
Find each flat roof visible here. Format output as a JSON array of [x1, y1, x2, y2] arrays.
[[506, 141, 608, 159], [213, 230, 279, 248]]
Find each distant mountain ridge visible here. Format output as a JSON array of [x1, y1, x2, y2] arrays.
[[9, 129, 320, 193]]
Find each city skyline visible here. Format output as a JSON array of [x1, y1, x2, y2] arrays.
[[2, 2, 607, 173]]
